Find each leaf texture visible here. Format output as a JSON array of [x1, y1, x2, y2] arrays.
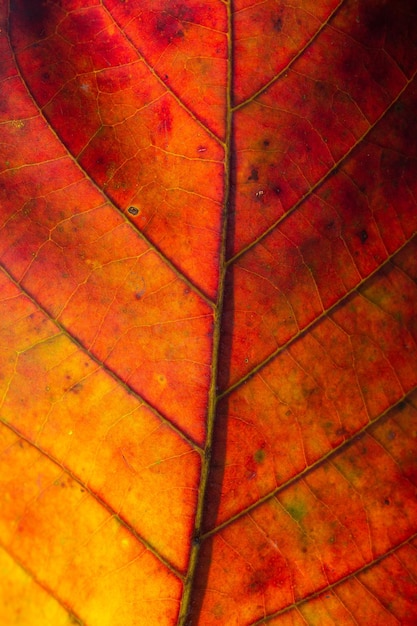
[[1, 0, 417, 624]]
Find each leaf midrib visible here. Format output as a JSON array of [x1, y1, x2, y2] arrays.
[[176, 1, 234, 622]]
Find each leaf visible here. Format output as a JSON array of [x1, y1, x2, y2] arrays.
[[1, 0, 417, 624]]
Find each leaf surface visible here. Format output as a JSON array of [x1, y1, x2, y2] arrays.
[[1, 0, 417, 624]]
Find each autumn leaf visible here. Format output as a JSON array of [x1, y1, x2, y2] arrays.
[[1, 0, 417, 624]]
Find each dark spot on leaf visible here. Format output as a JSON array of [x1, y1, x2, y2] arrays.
[[359, 229, 368, 243], [263, 139, 270, 147], [128, 206, 139, 216], [272, 17, 283, 32], [10, 0, 50, 37], [156, 15, 177, 38], [134, 277, 146, 300], [155, 10, 186, 43], [335, 427, 348, 437], [248, 167, 259, 181], [384, 498, 391, 506], [315, 81, 327, 93], [254, 449, 266, 464], [69, 383, 83, 394]]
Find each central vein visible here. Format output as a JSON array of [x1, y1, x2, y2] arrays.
[[177, 1, 234, 624]]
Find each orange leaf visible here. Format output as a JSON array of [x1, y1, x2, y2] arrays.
[[1, 0, 417, 624]]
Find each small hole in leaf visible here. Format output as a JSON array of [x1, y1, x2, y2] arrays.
[[128, 206, 139, 216]]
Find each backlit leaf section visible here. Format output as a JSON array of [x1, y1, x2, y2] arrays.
[[1, 0, 417, 625]]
